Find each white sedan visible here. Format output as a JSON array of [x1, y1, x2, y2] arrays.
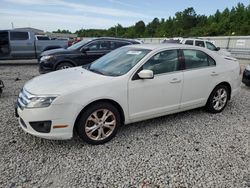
[[16, 44, 241, 144]]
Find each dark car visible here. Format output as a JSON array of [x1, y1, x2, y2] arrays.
[[242, 64, 250, 86], [0, 80, 4, 96], [38, 37, 141, 74]]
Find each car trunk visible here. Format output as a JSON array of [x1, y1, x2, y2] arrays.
[[0, 31, 10, 58]]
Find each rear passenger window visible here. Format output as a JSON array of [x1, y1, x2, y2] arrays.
[[10, 32, 29, 40], [143, 50, 180, 75], [110, 41, 130, 50], [87, 41, 110, 51], [183, 49, 216, 69], [195, 40, 205, 47], [185, 40, 194, 45]]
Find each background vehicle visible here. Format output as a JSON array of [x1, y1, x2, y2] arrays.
[[38, 37, 141, 73], [0, 80, 4, 97], [242, 64, 250, 86], [180, 38, 232, 57], [162, 37, 183, 44], [35, 35, 51, 40], [16, 44, 241, 144], [0, 30, 68, 60]]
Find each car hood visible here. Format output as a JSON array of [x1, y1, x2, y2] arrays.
[[24, 67, 113, 95], [41, 48, 75, 56]]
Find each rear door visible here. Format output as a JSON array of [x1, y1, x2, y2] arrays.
[[181, 49, 217, 108], [9, 31, 35, 58]]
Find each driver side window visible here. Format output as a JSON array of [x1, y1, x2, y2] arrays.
[[142, 50, 180, 75]]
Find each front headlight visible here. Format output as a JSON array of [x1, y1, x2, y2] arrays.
[[41, 55, 54, 61], [26, 96, 57, 108]]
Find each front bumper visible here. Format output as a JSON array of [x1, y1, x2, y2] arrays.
[[16, 103, 79, 140], [242, 69, 250, 86], [38, 59, 55, 74]]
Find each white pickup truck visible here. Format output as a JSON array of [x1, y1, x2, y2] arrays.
[[0, 30, 68, 60]]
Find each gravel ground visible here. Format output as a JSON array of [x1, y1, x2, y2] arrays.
[[0, 65, 250, 188]]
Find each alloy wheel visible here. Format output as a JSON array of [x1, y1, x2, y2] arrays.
[[85, 109, 116, 141], [212, 88, 228, 111]]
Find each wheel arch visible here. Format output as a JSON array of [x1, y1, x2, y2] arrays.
[[207, 81, 232, 104], [74, 99, 125, 130]]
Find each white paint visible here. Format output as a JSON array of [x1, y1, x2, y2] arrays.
[[17, 44, 241, 140]]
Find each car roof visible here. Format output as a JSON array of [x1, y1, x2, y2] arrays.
[[127, 43, 216, 53], [182, 38, 209, 42], [127, 43, 186, 50]]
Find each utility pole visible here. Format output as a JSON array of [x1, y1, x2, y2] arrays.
[[115, 25, 117, 37]]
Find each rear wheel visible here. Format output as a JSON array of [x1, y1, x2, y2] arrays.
[[206, 85, 229, 113], [76, 102, 120, 145], [55, 62, 73, 70]]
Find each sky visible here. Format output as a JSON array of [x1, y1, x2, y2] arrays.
[[0, 0, 249, 32]]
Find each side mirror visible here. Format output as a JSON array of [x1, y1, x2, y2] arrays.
[[216, 47, 220, 51], [81, 47, 89, 52], [138, 70, 154, 79]]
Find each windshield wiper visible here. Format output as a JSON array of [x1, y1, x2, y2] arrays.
[[88, 68, 105, 75]]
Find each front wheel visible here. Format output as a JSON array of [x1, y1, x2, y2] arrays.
[[55, 62, 73, 70], [76, 102, 121, 145], [206, 85, 229, 113]]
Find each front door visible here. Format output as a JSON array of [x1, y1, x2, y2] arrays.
[[128, 49, 183, 121], [9, 31, 35, 58]]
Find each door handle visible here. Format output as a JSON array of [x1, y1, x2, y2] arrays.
[[211, 72, 219, 76], [170, 78, 181, 83]]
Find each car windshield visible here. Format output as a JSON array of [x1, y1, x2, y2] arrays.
[[85, 47, 151, 76], [67, 39, 92, 50]]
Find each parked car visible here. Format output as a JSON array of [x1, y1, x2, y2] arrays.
[[0, 30, 68, 60], [180, 38, 233, 57], [242, 64, 250, 86], [38, 37, 141, 74], [16, 44, 241, 144]]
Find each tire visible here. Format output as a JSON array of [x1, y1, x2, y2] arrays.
[[55, 62, 74, 70], [206, 85, 229, 113], [76, 102, 121, 145]]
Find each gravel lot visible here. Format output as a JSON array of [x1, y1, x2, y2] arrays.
[[0, 65, 249, 188]]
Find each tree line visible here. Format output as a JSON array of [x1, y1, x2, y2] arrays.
[[54, 3, 250, 38]]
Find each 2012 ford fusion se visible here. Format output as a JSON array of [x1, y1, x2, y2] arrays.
[[16, 44, 241, 145]]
